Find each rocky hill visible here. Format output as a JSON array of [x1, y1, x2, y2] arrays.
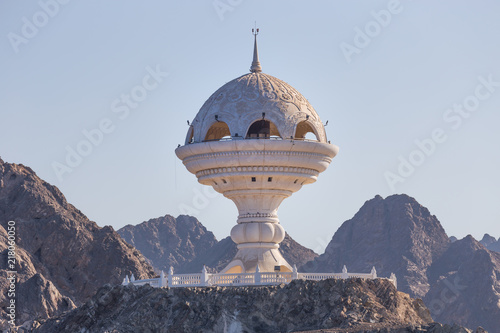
[[302, 194, 500, 332], [479, 233, 500, 252], [117, 215, 218, 273], [0, 158, 155, 329], [302, 194, 449, 298], [280, 232, 319, 268], [32, 278, 450, 333], [424, 236, 500, 331], [180, 236, 237, 273], [119, 218, 318, 274]]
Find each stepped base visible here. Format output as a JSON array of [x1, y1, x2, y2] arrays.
[[220, 244, 292, 273]]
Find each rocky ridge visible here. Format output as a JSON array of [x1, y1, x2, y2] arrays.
[[479, 233, 500, 253], [297, 324, 486, 333], [303, 194, 500, 332], [303, 194, 449, 298], [32, 278, 440, 333], [424, 236, 500, 331], [117, 214, 218, 273], [180, 235, 237, 273], [0, 158, 155, 329]]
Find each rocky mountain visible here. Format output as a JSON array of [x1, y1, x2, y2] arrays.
[[119, 217, 318, 274], [280, 232, 319, 268], [424, 236, 500, 331], [31, 278, 461, 333], [0, 158, 156, 329], [480, 233, 500, 252], [117, 215, 218, 273], [303, 194, 449, 298], [302, 194, 500, 332], [178, 235, 237, 273]]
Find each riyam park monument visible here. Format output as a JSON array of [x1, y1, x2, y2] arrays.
[[175, 28, 338, 274], [124, 30, 395, 288]]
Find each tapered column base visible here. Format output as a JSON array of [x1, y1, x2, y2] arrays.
[[220, 243, 292, 273]]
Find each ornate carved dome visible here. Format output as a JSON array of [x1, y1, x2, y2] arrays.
[[186, 72, 327, 144], [184, 30, 328, 145]]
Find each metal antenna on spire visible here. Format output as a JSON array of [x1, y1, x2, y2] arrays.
[[250, 23, 262, 73]]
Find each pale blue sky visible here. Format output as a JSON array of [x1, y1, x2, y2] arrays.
[[1, 1, 499, 252]]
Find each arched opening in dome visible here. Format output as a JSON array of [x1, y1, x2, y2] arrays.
[[204, 121, 231, 141], [294, 121, 319, 141], [246, 120, 281, 139], [224, 265, 243, 274]]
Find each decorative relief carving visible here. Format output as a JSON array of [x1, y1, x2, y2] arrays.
[[184, 150, 332, 164], [238, 213, 278, 219], [195, 165, 319, 178], [188, 72, 328, 143]]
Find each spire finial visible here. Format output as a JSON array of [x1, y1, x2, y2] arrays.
[[250, 24, 262, 73]]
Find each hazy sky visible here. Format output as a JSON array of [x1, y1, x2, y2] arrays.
[[1, 1, 499, 253]]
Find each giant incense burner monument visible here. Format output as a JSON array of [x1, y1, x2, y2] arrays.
[[123, 30, 397, 288], [175, 29, 338, 274]]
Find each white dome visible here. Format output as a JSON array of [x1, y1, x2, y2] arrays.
[[186, 72, 327, 144]]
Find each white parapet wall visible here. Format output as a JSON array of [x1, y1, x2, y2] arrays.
[[122, 265, 398, 289]]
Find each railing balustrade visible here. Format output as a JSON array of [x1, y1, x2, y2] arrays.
[[122, 265, 397, 289]]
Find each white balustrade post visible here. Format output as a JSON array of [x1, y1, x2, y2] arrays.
[[201, 265, 209, 286], [130, 274, 135, 283], [123, 275, 130, 285], [292, 265, 298, 280], [371, 266, 377, 279], [255, 265, 261, 285], [390, 273, 397, 289], [341, 265, 348, 279], [168, 266, 174, 287], [159, 270, 165, 288]]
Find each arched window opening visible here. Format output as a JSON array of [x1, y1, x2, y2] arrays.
[[224, 265, 243, 274], [246, 120, 281, 139], [294, 121, 318, 141], [204, 121, 230, 141], [304, 132, 317, 140]]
